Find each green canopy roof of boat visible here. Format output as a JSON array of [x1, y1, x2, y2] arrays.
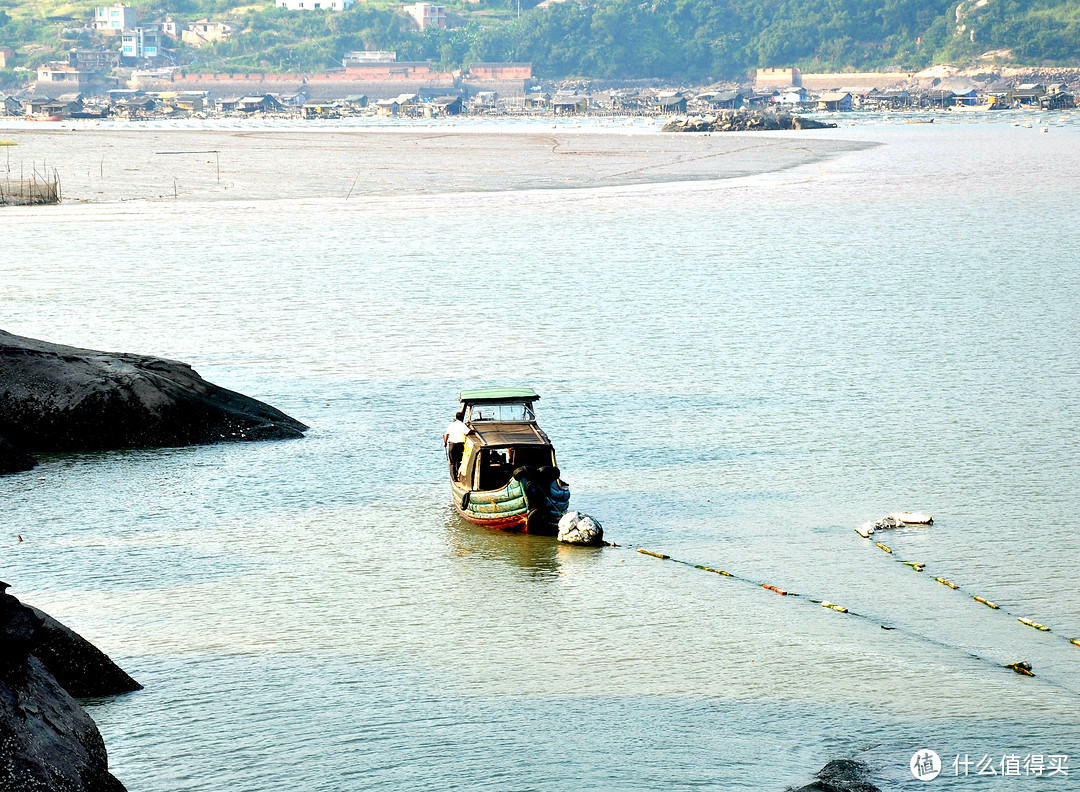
[[459, 387, 539, 403]]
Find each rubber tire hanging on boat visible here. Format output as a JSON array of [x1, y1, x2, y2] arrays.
[[525, 482, 546, 504], [512, 466, 530, 481], [527, 508, 551, 535]]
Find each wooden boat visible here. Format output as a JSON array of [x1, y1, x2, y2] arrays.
[[448, 387, 571, 534]]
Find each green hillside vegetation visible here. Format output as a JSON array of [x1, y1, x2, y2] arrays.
[[1, 0, 1080, 82]]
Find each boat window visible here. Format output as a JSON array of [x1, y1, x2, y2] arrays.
[[475, 445, 556, 491], [467, 401, 535, 422], [509, 446, 555, 469], [477, 448, 514, 490]]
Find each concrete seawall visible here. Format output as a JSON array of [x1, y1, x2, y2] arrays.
[[133, 74, 530, 100]]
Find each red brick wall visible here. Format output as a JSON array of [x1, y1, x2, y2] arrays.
[[343, 63, 446, 80], [177, 68, 455, 85]]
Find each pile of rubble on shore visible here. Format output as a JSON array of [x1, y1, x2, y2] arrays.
[[663, 109, 837, 132]]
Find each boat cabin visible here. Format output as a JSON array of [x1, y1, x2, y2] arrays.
[[451, 388, 556, 491], [457, 423, 556, 490], [460, 386, 537, 424]]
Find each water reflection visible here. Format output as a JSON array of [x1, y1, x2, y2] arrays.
[[442, 508, 604, 578]]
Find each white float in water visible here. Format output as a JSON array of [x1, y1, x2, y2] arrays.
[[855, 520, 877, 538], [855, 512, 933, 537], [888, 512, 933, 525], [557, 511, 603, 546]]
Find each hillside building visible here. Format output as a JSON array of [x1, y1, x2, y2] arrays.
[[403, 3, 446, 30], [36, 64, 88, 90], [69, 48, 122, 72], [756, 67, 802, 88], [182, 19, 234, 47], [275, 0, 354, 10], [94, 4, 137, 32], [121, 27, 162, 61], [467, 63, 532, 80], [343, 51, 397, 66]]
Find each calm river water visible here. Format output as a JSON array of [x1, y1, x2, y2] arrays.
[[2, 114, 1080, 790]]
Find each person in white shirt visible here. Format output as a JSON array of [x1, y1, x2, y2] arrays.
[[444, 410, 473, 478], [444, 410, 471, 448]]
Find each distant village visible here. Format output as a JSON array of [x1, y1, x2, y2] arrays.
[[0, 4, 1077, 122]]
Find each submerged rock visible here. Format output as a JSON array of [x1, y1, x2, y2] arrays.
[[0, 329, 307, 462], [0, 436, 36, 475], [790, 759, 880, 792], [0, 584, 128, 792]]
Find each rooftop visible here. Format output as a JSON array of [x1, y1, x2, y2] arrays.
[[471, 422, 549, 448], [459, 387, 538, 403]]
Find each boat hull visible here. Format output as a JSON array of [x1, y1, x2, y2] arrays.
[[454, 504, 529, 531], [451, 475, 570, 534]]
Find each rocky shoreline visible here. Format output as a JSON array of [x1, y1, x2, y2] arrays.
[[0, 329, 307, 475], [1, 583, 137, 791], [664, 109, 838, 132]]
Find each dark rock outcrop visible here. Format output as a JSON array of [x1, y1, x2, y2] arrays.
[[789, 759, 880, 792], [0, 329, 307, 469], [0, 436, 36, 475], [663, 109, 838, 133], [28, 608, 142, 698], [0, 584, 127, 792]]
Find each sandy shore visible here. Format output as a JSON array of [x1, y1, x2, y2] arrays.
[[0, 125, 870, 203]]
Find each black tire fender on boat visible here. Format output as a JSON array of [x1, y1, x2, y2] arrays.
[[512, 466, 530, 481], [524, 482, 545, 504], [460, 492, 470, 511], [527, 508, 553, 535]]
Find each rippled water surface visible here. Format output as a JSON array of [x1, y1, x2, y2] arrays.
[[2, 117, 1080, 790]]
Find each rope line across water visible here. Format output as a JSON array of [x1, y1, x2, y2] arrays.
[[613, 542, 1080, 698], [860, 529, 1080, 648]]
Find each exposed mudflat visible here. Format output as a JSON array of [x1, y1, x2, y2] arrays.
[[0, 125, 870, 202]]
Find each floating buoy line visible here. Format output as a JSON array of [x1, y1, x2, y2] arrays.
[[601, 530, 1080, 697], [860, 522, 1080, 648]]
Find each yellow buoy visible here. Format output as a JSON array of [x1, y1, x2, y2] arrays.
[[973, 596, 999, 609], [638, 549, 669, 560], [1018, 618, 1050, 632], [1070, 638, 1080, 648], [935, 577, 959, 590], [694, 565, 732, 577], [822, 601, 848, 613], [875, 542, 892, 554]]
